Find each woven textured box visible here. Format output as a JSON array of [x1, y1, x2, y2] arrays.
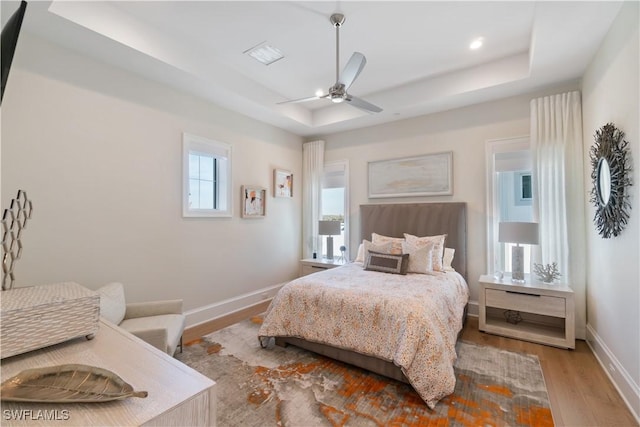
[[0, 282, 100, 359]]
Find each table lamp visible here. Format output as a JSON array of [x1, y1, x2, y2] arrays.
[[498, 222, 539, 282], [318, 220, 341, 260]]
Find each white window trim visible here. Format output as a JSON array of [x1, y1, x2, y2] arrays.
[[485, 135, 529, 274], [183, 133, 232, 218]]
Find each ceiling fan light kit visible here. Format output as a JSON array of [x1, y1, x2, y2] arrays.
[[278, 13, 382, 114]]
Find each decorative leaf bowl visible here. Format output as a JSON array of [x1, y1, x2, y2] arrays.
[[1, 364, 147, 403]]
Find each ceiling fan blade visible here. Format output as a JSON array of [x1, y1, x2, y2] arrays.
[[277, 95, 323, 105], [346, 95, 382, 113], [338, 52, 366, 90]]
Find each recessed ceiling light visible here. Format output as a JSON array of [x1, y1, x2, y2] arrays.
[[469, 37, 484, 50], [244, 42, 284, 65]]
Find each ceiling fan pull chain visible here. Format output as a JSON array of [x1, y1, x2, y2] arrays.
[[331, 13, 345, 84], [335, 19, 340, 82]]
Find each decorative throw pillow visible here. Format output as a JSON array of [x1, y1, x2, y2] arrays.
[[355, 240, 393, 263], [404, 233, 447, 271], [402, 241, 434, 274], [371, 233, 404, 255], [97, 282, 126, 325], [354, 243, 365, 263], [364, 251, 409, 275], [443, 248, 456, 271]]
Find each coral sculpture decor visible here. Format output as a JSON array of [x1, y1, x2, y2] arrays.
[[533, 262, 561, 284]]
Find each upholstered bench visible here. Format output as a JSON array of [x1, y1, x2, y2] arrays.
[[97, 282, 185, 356]]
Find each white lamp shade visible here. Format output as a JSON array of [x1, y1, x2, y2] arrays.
[[318, 220, 341, 236], [498, 222, 539, 245]]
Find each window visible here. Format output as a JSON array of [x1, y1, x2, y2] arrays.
[[515, 172, 532, 205], [486, 137, 534, 275], [321, 160, 349, 259], [183, 133, 232, 217]]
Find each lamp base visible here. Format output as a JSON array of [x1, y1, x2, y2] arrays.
[[511, 245, 525, 282], [325, 236, 334, 260]]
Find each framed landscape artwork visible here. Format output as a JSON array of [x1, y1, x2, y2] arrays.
[[368, 152, 453, 198], [273, 169, 293, 198], [241, 186, 266, 218]]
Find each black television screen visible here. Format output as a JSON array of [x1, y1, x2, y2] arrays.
[[1, 0, 27, 105]]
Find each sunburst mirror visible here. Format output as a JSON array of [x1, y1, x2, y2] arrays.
[[589, 123, 632, 238]]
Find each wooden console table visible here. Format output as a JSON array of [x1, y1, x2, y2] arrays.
[[0, 320, 216, 426]]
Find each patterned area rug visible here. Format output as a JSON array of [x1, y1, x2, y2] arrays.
[[177, 316, 554, 427]]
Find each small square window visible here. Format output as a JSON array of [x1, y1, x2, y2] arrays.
[[183, 133, 232, 217]]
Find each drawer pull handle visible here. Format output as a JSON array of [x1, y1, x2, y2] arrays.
[[506, 291, 541, 297]]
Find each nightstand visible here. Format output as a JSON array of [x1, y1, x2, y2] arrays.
[[299, 258, 345, 277], [478, 274, 575, 349]]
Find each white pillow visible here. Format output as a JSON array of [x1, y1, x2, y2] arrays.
[[97, 282, 126, 325], [402, 241, 434, 274], [404, 233, 447, 271], [354, 240, 393, 263], [443, 248, 456, 271], [371, 233, 404, 254], [355, 243, 365, 263]]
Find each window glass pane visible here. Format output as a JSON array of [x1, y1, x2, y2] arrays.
[[498, 171, 533, 222], [496, 165, 533, 273], [486, 137, 531, 275], [199, 155, 215, 182], [199, 180, 214, 209], [322, 187, 345, 257], [189, 179, 200, 209], [189, 154, 200, 179], [217, 159, 227, 210], [521, 174, 532, 199]]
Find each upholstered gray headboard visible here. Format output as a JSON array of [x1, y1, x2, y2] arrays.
[[360, 203, 467, 279]]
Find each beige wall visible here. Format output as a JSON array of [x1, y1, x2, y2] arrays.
[[318, 82, 579, 306], [581, 1, 639, 418], [1, 34, 303, 323]]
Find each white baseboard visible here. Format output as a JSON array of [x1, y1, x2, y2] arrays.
[[184, 283, 285, 328], [467, 300, 479, 317], [586, 323, 640, 424]]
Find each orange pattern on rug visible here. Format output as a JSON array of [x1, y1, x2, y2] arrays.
[[177, 317, 553, 427]]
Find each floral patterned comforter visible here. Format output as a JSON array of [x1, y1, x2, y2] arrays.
[[258, 262, 469, 408]]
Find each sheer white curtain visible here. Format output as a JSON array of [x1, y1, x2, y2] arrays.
[[530, 90, 586, 338], [302, 140, 325, 258]]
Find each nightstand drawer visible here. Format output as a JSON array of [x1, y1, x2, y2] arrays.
[[485, 288, 566, 318], [300, 265, 328, 276]]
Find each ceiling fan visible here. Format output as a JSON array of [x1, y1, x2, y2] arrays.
[[278, 13, 382, 113]]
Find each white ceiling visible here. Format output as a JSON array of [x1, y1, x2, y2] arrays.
[[3, 1, 623, 137]]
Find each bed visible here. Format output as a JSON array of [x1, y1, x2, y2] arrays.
[[258, 202, 469, 408]]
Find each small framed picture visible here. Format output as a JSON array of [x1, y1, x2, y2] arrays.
[[273, 169, 293, 198], [241, 186, 266, 218]]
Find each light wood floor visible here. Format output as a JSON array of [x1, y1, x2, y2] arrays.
[[196, 309, 638, 426], [461, 316, 638, 427]]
